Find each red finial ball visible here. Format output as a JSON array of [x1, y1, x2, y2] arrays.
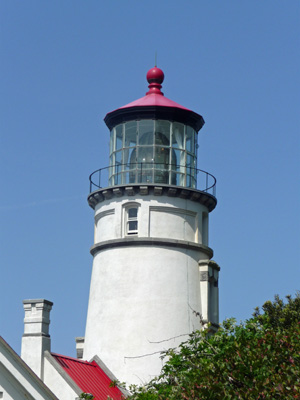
[[146, 67, 164, 84], [146, 66, 164, 95]]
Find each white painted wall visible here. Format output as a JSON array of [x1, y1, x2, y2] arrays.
[[0, 338, 57, 400], [93, 194, 208, 244], [95, 209, 116, 242], [21, 300, 53, 379], [199, 261, 220, 326], [149, 206, 196, 241], [84, 193, 214, 384], [43, 354, 79, 400], [0, 363, 35, 400]]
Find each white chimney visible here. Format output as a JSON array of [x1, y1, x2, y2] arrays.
[[21, 299, 53, 378], [75, 337, 84, 359]]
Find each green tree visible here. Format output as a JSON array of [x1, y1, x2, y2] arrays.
[[127, 294, 300, 399], [79, 393, 95, 400]]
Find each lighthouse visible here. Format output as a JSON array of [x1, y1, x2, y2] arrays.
[[83, 66, 219, 384]]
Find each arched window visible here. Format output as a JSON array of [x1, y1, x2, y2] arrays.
[[123, 203, 140, 236]]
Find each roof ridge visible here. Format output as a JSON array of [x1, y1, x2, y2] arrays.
[[51, 352, 95, 365]]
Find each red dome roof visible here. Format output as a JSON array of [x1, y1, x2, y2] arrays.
[[119, 92, 190, 110], [118, 66, 189, 110], [104, 66, 204, 132]]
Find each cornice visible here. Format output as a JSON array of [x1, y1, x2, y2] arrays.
[[90, 237, 213, 258], [88, 184, 217, 212]]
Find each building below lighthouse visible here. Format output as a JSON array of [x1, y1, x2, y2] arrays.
[[83, 66, 220, 384]]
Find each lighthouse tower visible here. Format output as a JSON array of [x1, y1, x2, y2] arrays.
[[83, 67, 219, 384]]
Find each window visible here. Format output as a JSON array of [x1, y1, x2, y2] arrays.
[[126, 207, 138, 235], [109, 120, 197, 188]]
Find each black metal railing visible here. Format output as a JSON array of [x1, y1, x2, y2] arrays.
[[89, 162, 216, 197]]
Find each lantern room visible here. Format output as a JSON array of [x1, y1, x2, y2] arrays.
[[88, 67, 216, 211], [108, 119, 198, 187], [102, 67, 208, 189]]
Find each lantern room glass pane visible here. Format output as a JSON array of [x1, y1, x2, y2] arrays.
[[187, 154, 196, 188], [138, 168, 153, 184], [113, 174, 120, 186], [109, 154, 114, 166], [110, 129, 114, 154], [155, 120, 170, 145], [126, 171, 136, 183], [137, 146, 153, 165], [186, 126, 195, 153], [125, 121, 137, 147], [154, 146, 170, 165], [172, 122, 185, 150], [139, 120, 154, 145], [173, 173, 185, 186], [186, 174, 191, 187], [186, 154, 195, 168], [172, 149, 185, 169], [115, 150, 122, 165], [154, 166, 169, 184], [116, 125, 123, 150], [123, 147, 135, 166]]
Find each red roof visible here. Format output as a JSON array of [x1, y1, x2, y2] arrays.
[[118, 66, 190, 111], [51, 353, 124, 400], [119, 93, 190, 111], [104, 66, 204, 132]]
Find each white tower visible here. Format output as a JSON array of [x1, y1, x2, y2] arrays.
[[83, 67, 219, 384]]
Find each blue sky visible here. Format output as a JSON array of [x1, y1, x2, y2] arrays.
[[1, 1, 299, 358]]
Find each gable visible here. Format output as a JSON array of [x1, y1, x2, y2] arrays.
[[0, 337, 57, 400], [47, 353, 125, 400]]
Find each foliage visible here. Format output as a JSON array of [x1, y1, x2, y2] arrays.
[[127, 294, 300, 399], [79, 393, 95, 400]]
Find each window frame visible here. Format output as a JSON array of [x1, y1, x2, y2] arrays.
[[123, 203, 140, 236]]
